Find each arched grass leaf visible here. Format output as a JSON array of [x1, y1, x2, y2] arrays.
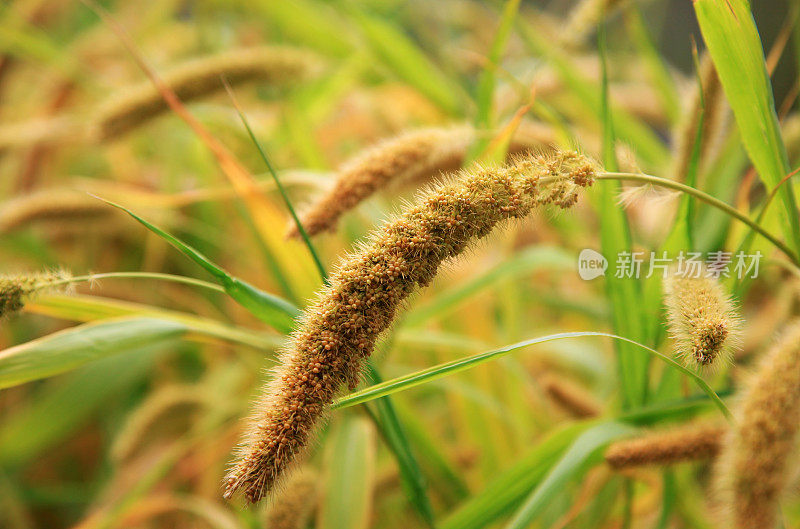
[[0, 317, 185, 389], [333, 332, 731, 420], [95, 196, 299, 333], [504, 421, 637, 529]]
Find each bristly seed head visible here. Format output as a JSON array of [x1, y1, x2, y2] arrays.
[[714, 322, 800, 529], [663, 270, 742, 369], [224, 151, 596, 503]]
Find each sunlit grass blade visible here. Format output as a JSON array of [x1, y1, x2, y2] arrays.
[[0, 317, 185, 389], [440, 423, 587, 529], [26, 294, 282, 350], [504, 421, 637, 529], [95, 197, 300, 333], [695, 0, 800, 254], [319, 416, 376, 529], [333, 332, 731, 420]]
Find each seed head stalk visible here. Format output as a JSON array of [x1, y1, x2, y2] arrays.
[[597, 172, 800, 267]]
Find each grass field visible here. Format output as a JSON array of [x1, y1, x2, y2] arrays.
[[1, 1, 800, 528]]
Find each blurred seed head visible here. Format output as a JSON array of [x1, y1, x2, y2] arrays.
[[605, 423, 725, 470], [91, 46, 321, 142], [714, 322, 800, 529], [263, 468, 318, 529]]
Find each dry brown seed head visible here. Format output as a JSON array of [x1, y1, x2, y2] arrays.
[[287, 122, 559, 238], [224, 151, 596, 503]]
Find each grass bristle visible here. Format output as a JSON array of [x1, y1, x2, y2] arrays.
[[0, 270, 72, 319]]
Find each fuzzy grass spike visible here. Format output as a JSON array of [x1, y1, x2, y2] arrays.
[[605, 423, 725, 470], [224, 151, 596, 502], [663, 271, 742, 368], [714, 322, 800, 529]]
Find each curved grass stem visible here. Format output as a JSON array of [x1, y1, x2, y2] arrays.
[[37, 271, 225, 294], [598, 172, 800, 267]]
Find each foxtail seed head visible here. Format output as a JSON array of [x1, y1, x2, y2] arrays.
[[663, 271, 742, 369], [287, 122, 558, 238], [605, 423, 725, 470], [714, 322, 800, 529], [0, 270, 71, 319], [224, 151, 596, 503], [540, 374, 601, 419], [0, 190, 115, 234]]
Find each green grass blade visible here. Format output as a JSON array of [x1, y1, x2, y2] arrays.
[[333, 332, 731, 419], [0, 347, 163, 466], [96, 197, 299, 333], [468, 0, 522, 159], [625, 7, 681, 124], [503, 421, 637, 529], [440, 423, 588, 529], [695, 0, 800, 254], [225, 85, 329, 284], [598, 23, 648, 409], [0, 317, 185, 389], [405, 246, 574, 326], [319, 416, 376, 529], [27, 294, 282, 350], [364, 366, 436, 528], [349, 9, 464, 115]]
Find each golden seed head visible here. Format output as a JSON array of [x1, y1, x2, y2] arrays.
[[224, 151, 596, 503], [92, 46, 321, 142], [663, 270, 742, 369], [714, 322, 800, 529]]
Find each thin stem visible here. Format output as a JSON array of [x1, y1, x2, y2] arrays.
[[36, 271, 225, 293], [598, 172, 800, 267], [223, 81, 329, 285]]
